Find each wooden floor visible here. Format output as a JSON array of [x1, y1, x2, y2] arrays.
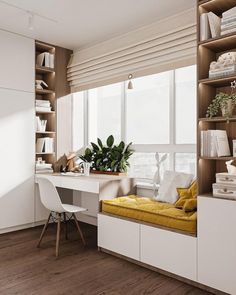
[[0, 222, 213, 295]]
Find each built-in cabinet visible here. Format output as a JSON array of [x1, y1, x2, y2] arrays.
[[0, 30, 35, 232], [198, 196, 236, 295]]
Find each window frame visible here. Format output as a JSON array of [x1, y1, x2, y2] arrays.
[[73, 65, 196, 176]]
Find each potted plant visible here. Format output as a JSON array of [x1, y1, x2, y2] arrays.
[[78, 135, 134, 175], [206, 81, 236, 121]]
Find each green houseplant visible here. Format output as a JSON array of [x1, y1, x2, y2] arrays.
[[206, 81, 236, 121], [78, 135, 133, 174]]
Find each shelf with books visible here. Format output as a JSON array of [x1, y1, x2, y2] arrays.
[[35, 41, 55, 52], [36, 152, 55, 155], [36, 131, 56, 134], [36, 89, 55, 95], [36, 111, 55, 115], [198, 32, 236, 51], [199, 0, 235, 15]]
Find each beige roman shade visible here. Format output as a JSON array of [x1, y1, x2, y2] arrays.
[[67, 9, 197, 92]]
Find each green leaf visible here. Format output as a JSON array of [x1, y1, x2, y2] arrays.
[[118, 141, 125, 151], [107, 135, 114, 147], [85, 148, 92, 155], [97, 138, 103, 149], [91, 142, 99, 151]]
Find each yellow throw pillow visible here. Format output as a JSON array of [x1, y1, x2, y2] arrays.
[[183, 198, 197, 212], [175, 181, 198, 211]]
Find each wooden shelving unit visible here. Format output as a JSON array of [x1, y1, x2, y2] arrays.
[[35, 40, 72, 169], [197, 0, 236, 195]]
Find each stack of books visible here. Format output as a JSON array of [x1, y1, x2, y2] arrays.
[[36, 137, 54, 153], [35, 116, 47, 132], [36, 100, 52, 113], [36, 52, 54, 68], [221, 7, 236, 35], [201, 130, 230, 157], [200, 11, 221, 41], [36, 163, 53, 174]]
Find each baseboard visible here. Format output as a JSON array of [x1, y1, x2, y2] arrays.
[[0, 220, 47, 234]]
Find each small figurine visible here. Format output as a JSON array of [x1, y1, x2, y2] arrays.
[[153, 153, 167, 197], [35, 80, 48, 90], [226, 160, 236, 174]]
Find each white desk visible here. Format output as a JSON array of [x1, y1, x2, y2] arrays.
[[35, 173, 136, 225]]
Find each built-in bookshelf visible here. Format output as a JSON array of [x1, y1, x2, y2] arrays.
[[197, 0, 236, 195], [35, 40, 72, 171]]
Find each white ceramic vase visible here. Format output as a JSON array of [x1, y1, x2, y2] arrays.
[[83, 162, 91, 176]]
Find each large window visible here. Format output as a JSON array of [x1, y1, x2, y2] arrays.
[[73, 65, 196, 181]]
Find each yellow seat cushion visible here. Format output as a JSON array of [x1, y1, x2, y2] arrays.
[[102, 195, 197, 235]]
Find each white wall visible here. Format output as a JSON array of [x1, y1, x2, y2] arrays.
[[0, 29, 35, 233]]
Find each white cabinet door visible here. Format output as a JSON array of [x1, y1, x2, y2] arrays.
[[0, 30, 34, 92], [198, 197, 236, 295], [141, 225, 197, 281], [0, 89, 35, 230], [98, 214, 140, 260]]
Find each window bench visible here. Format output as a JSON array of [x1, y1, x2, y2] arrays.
[[98, 195, 197, 282]]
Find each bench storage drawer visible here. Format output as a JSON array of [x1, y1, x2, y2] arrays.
[[140, 225, 197, 281], [98, 214, 139, 260]]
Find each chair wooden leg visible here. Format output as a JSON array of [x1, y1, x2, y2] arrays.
[[63, 212, 68, 240], [72, 213, 86, 246], [37, 212, 51, 248], [56, 213, 61, 257]]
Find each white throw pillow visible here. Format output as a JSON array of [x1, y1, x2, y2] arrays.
[[156, 170, 193, 204]]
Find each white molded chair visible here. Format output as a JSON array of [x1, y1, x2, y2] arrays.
[[37, 177, 87, 257]]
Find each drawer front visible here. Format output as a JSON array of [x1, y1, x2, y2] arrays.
[[213, 184, 236, 200], [98, 214, 140, 260], [216, 175, 236, 185], [140, 225, 197, 281]]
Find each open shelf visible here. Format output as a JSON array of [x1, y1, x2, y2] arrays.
[[36, 131, 56, 134], [199, 0, 236, 15], [36, 152, 55, 155], [36, 65, 55, 74], [36, 111, 55, 115], [199, 33, 236, 52], [35, 89, 55, 95], [198, 75, 236, 87], [35, 41, 55, 52], [198, 116, 236, 122], [199, 156, 236, 161]]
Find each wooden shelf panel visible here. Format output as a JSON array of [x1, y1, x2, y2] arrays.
[[199, 156, 236, 161], [35, 89, 55, 95], [36, 152, 55, 155], [199, 75, 236, 87], [36, 66, 55, 74], [36, 111, 55, 115], [199, 116, 236, 122], [36, 131, 56, 134], [199, 33, 236, 52], [199, 0, 236, 15]]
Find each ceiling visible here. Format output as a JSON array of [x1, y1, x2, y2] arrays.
[[0, 0, 195, 50]]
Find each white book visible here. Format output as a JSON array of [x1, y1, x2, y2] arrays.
[[36, 53, 45, 66], [36, 138, 45, 153], [221, 22, 236, 29], [214, 130, 230, 157], [222, 7, 236, 19], [36, 106, 52, 112], [221, 27, 236, 35], [208, 12, 221, 38], [208, 130, 217, 157], [49, 54, 54, 68], [44, 52, 50, 67], [36, 100, 51, 107], [200, 13, 211, 41]]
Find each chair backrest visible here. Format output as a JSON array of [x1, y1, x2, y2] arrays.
[[37, 177, 65, 213]]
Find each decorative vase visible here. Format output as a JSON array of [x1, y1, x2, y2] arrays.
[[83, 162, 91, 176], [221, 99, 234, 118]]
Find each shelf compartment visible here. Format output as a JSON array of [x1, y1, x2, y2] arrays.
[[36, 131, 56, 134], [36, 66, 55, 74], [35, 41, 55, 52], [199, 75, 236, 87], [199, 33, 236, 52], [35, 89, 55, 95], [36, 111, 55, 115], [36, 152, 55, 155]]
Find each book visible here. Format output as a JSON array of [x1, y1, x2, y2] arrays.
[[221, 27, 236, 35], [36, 106, 52, 112], [36, 99, 51, 107], [49, 54, 54, 68], [214, 130, 231, 157], [36, 53, 45, 66], [200, 13, 211, 41], [208, 12, 221, 38], [36, 138, 45, 153], [44, 52, 50, 67], [222, 7, 236, 19]]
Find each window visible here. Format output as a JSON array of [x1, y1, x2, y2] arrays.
[[73, 65, 196, 181]]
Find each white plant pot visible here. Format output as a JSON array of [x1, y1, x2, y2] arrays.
[[83, 162, 91, 176]]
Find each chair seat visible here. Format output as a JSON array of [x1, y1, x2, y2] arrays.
[[62, 204, 87, 213]]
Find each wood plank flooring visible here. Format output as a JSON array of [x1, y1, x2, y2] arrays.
[[0, 223, 213, 295]]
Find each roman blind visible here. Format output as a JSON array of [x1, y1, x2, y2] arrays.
[[67, 11, 196, 92]]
